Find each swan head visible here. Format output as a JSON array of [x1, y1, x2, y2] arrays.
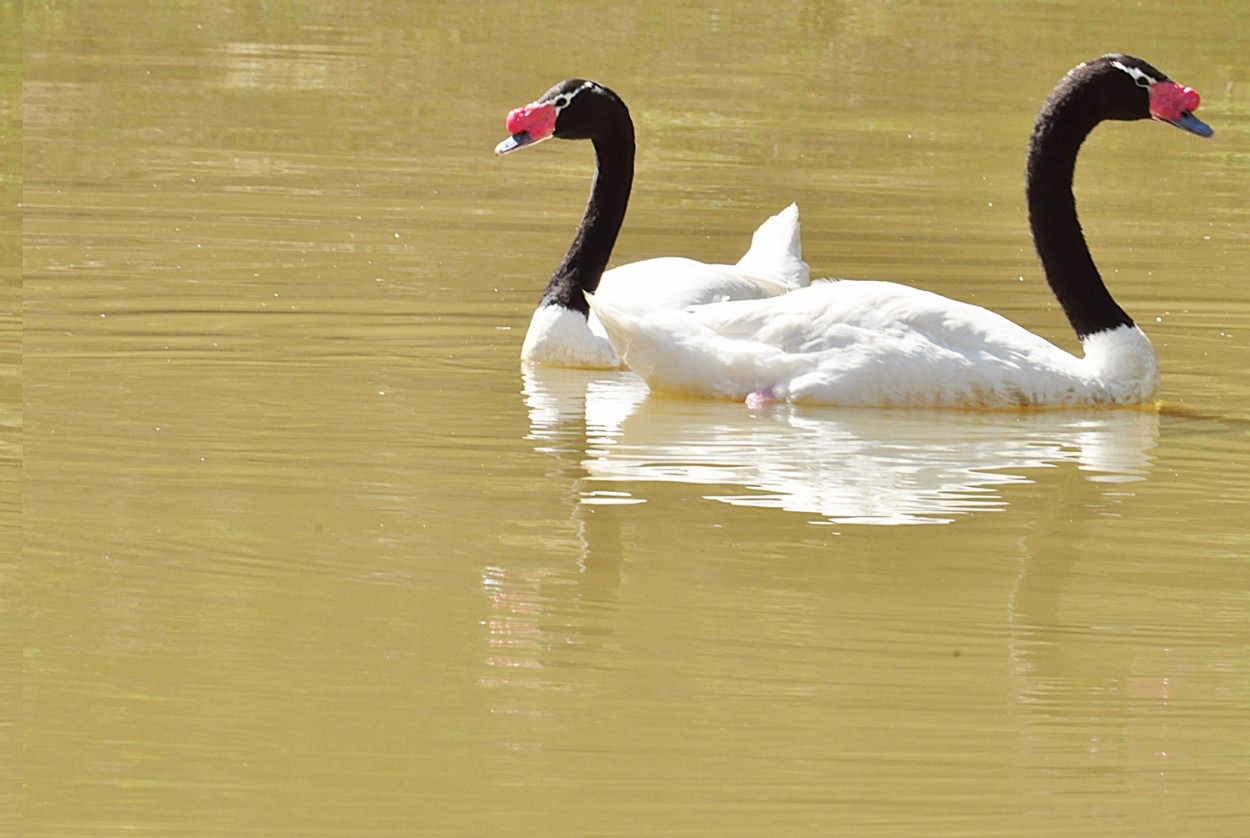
[[495, 80, 625, 155], [1096, 54, 1214, 138]]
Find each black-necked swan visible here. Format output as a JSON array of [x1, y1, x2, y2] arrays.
[[495, 79, 809, 370], [588, 55, 1214, 407]]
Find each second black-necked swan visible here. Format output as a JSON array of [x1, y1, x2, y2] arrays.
[[588, 55, 1213, 407]]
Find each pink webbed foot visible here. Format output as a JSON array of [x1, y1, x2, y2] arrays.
[[745, 388, 776, 409]]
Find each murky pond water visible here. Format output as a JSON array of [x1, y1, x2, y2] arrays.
[[15, 1, 1250, 835]]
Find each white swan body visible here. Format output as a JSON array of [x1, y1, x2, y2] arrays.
[[589, 280, 1160, 407], [585, 55, 1212, 408], [521, 203, 808, 369]]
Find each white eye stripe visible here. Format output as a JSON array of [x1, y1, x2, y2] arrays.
[[1110, 59, 1158, 88], [552, 80, 599, 111]]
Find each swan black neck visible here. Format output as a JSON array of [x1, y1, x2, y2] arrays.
[[1027, 65, 1138, 341], [539, 107, 635, 317]]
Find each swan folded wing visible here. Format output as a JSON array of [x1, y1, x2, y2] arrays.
[[595, 258, 781, 310], [769, 284, 1099, 405]]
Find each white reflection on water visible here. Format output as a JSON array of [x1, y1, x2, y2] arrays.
[[523, 367, 1160, 526]]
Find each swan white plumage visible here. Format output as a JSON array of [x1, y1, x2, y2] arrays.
[[588, 54, 1214, 408], [496, 79, 808, 370]]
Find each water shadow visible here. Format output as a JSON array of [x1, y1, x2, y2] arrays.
[[523, 367, 1160, 526]]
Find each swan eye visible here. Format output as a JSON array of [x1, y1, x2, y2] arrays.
[[553, 95, 570, 109]]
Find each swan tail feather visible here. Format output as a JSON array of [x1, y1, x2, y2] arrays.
[[734, 203, 809, 294]]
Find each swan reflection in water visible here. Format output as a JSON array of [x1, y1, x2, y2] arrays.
[[523, 367, 1159, 526]]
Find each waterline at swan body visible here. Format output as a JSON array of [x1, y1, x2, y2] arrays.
[[589, 54, 1213, 407]]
